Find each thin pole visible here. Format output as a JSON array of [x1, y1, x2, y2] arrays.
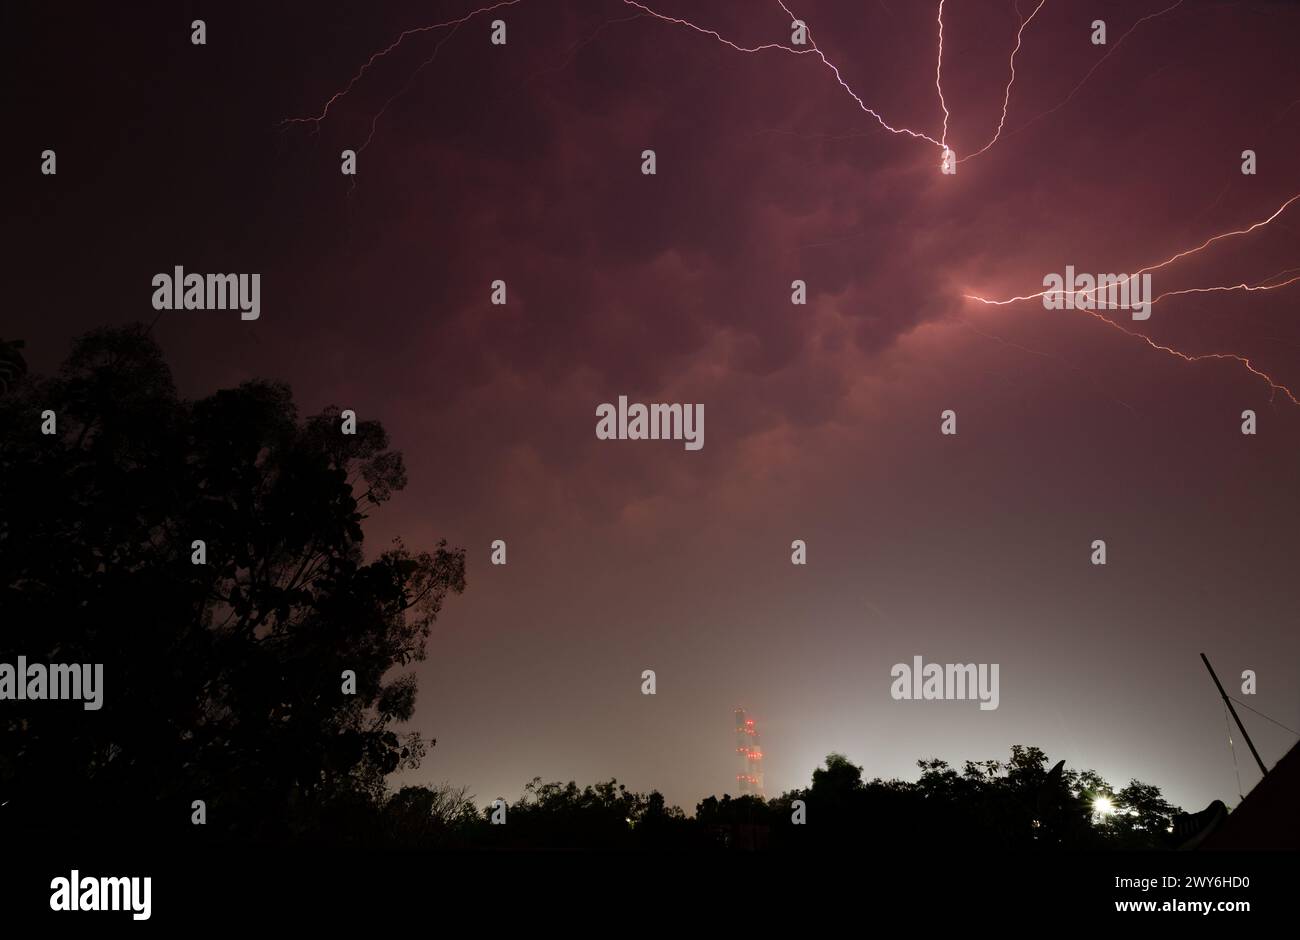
[[1201, 653, 1268, 778]]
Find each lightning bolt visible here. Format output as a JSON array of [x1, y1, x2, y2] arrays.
[[280, 0, 524, 130], [286, 0, 948, 152], [936, 0, 951, 151], [1151, 270, 1300, 307], [282, 2, 1297, 405], [964, 192, 1300, 403], [284, 0, 1190, 174], [966, 192, 1300, 306], [618, 0, 809, 55], [358, 21, 465, 155], [1082, 307, 1299, 406], [620, 0, 945, 148], [959, 0, 1048, 163], [1007, 0, 1185, 141]]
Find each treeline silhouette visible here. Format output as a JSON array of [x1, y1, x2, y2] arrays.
[[0, 328, 1180, 849], [352, 746, 1183, 850]]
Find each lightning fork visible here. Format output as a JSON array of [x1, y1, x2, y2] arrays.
[[281, 0, 524, 129], [960, 0, 1048, 164], [963, 192, 1300, 403]]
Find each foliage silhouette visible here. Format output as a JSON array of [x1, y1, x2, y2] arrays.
[[0, 326, 465, 842], [366, 746, 1181, 851]]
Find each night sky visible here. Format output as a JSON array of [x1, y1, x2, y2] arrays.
[[11, 0, 1300, 815]]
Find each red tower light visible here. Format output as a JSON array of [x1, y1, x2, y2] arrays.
[[732, 706, 765, 796]]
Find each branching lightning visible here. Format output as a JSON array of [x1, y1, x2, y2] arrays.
[[616, 0, 811, 56], [282, 0, 1186, 167], [936, 0, 951, 151], [1083, 307, 1299, 406], [960, 0, 1048, 163], [1007, 0, 1185, 141], [964, 192, 1300, 403], [1151, 270, 1300, 307], [358, 22, 465, 154], [282, 1, 1297, 405], [966, 192, 1300, 307], [280, 0, 524, 130], [618, 0, 946, 147], [283, 0, 949, 150]]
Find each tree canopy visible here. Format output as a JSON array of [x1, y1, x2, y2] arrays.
[[0, 325, 466, 842]]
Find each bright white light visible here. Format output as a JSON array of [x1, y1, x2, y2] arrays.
[[1094, 796, 1117, 817]]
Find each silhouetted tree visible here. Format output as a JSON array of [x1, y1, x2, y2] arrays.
[[764, 747, 1180, 852], [376, 783, 481, 848], [1107, 780, 1181, 847], [0, 326, 465, 842]]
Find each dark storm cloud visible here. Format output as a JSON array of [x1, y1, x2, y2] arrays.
[[9, 0, 1300, 812]]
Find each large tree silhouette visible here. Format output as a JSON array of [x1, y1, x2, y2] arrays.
[[0, 326, 465, 842]]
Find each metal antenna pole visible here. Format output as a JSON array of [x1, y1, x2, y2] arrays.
[[1201, 653, 1268, 778]]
